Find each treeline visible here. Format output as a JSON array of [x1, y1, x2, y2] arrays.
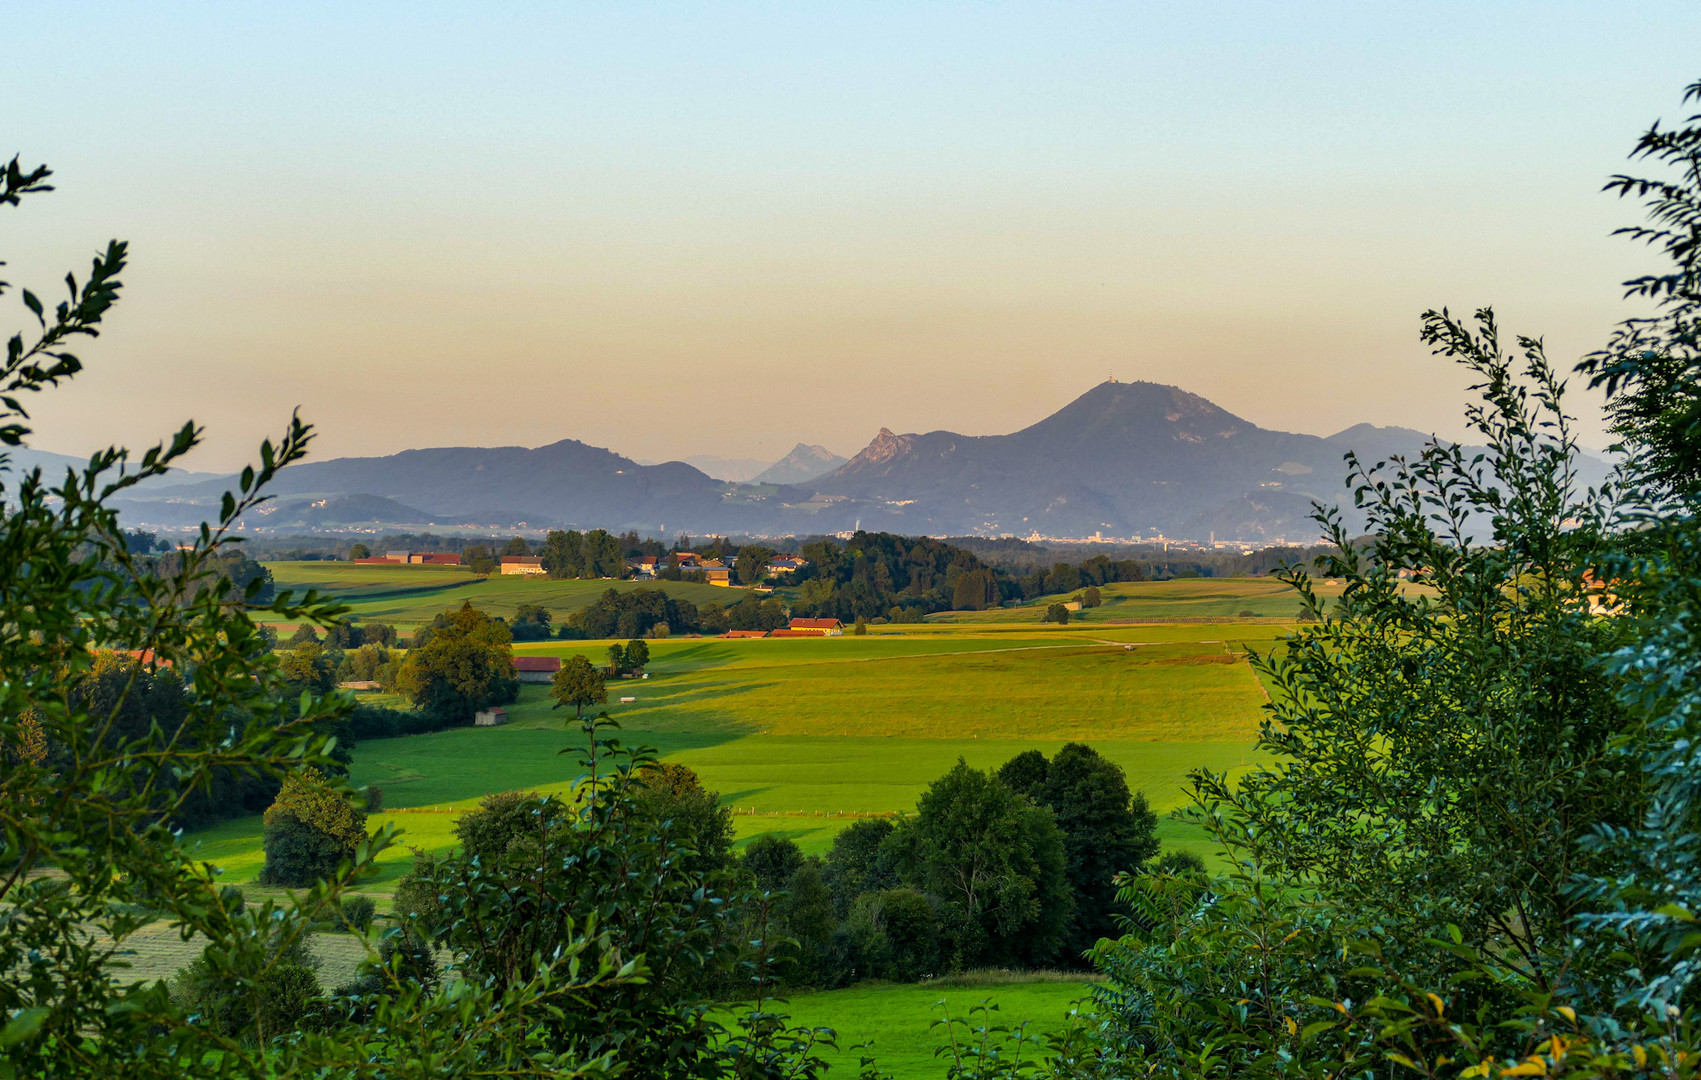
[[784, 531, 1148, 621]]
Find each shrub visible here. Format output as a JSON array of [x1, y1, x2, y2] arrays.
[[336, 932, 440, 1003], [453, 790, 565, 862], [259, 771, 369, 887], [171, 932, 323, 1042], [219, 885, 247, 917], [338, 895, 377, 931]]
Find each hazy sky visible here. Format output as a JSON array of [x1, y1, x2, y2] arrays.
[[6, 2, 1699, 472]]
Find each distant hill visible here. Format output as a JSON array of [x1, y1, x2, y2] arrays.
[[101, 381, 1612, 541], [775, 381, 1611, 540], [2, 446, 222, 489], [120, 440, 742, 534], [753, 443, 848, 485]]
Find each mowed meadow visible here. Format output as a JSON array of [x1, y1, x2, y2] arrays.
[[266, 560, 750, 631], [189, 564, 1296, 897]]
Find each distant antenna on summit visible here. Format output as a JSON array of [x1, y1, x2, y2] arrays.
[[1107, 373, 1117, 383]]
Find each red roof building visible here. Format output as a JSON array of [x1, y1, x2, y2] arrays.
[[512, 655, 563, 682], [785, 618, 844, 636], [724, 629, 770, 638]]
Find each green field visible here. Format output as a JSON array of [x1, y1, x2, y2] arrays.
[[148, 571, 1299, 1049], [186, 573, 1288, 889], [266, 561, 750, 631], [731, 977, 1099, 1078], [925, 576, 1351, 623]]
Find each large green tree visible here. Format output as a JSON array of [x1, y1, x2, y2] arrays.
[[395, 602, 519, 722], [999, 743, 1159, 960], [550, 654, 606, 718], [886, 759, 1072, 969], [736, 544, 775, 587]]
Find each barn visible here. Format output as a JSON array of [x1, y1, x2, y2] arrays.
[[512, 656, 562, 683]]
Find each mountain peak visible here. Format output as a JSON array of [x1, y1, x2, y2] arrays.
[[753, 442, 850, 486]]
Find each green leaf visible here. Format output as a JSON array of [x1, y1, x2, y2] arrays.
[[0, 1007, 48, 1047]]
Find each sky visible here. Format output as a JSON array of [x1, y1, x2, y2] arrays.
[[5, 1, 1699, 473]]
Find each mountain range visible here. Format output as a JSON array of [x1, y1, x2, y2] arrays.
[[92, 381, 1609, 542]]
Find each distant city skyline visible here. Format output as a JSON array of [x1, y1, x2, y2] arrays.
[[7, 1, 1700, 471]]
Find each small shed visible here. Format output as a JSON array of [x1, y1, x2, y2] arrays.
[[474, 707, 508, 727]]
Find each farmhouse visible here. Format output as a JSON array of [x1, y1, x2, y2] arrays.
[[724, 629, 769, 638], [701, 567, 732, 586], [767, 557, 807, 576], [512, 656, 562, 683], [627, 556, 661, 577], [408, 552, 461, 565], [500, 556, 546, 576], [785, 617, 843, 636], [474, 707, 508, 727]]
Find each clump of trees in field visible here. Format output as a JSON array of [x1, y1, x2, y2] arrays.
[[722, 745, 1161, 989]]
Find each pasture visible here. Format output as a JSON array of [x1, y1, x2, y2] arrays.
[[185, 603, 1280, 891], [149, 572, 1296, 1045], [266, 560, 748, 631], [729, 977, 1099, 1079], [926, 576, 1353, 623]]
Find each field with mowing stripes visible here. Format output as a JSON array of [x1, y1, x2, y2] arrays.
[[267, 561, 749, 631]]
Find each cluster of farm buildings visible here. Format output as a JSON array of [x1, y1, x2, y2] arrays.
[[354, 549, 808, 586]]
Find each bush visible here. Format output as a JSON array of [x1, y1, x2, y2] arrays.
[[219, 885, 246, 917], [258, 963, 321, 1036], [335, 932, 440, 1003], [454, 790, 565, 862], [171, 932, 323, 1042], [339, 895, 377, 931], [259, 771, 369, 887], [742, 833, 804, 893]]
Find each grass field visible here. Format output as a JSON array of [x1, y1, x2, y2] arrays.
[[731, 977, 1099, 1079], [266, 561, 750, 631], [186, 611, 1275, 889], [925, 576, 1352, 623], [145, 572, 1299, 1043]]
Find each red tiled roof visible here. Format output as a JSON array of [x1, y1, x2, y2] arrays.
[[723, 630, 769, 638], [788, 618, 842, 630], [770, 628, 828, 637], [512, 656, 563, 672]]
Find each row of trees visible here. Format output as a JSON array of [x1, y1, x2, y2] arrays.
[[785, 532, 1149, 621]]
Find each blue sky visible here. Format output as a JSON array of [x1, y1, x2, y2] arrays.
[[6, 2, 1699, 469]]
